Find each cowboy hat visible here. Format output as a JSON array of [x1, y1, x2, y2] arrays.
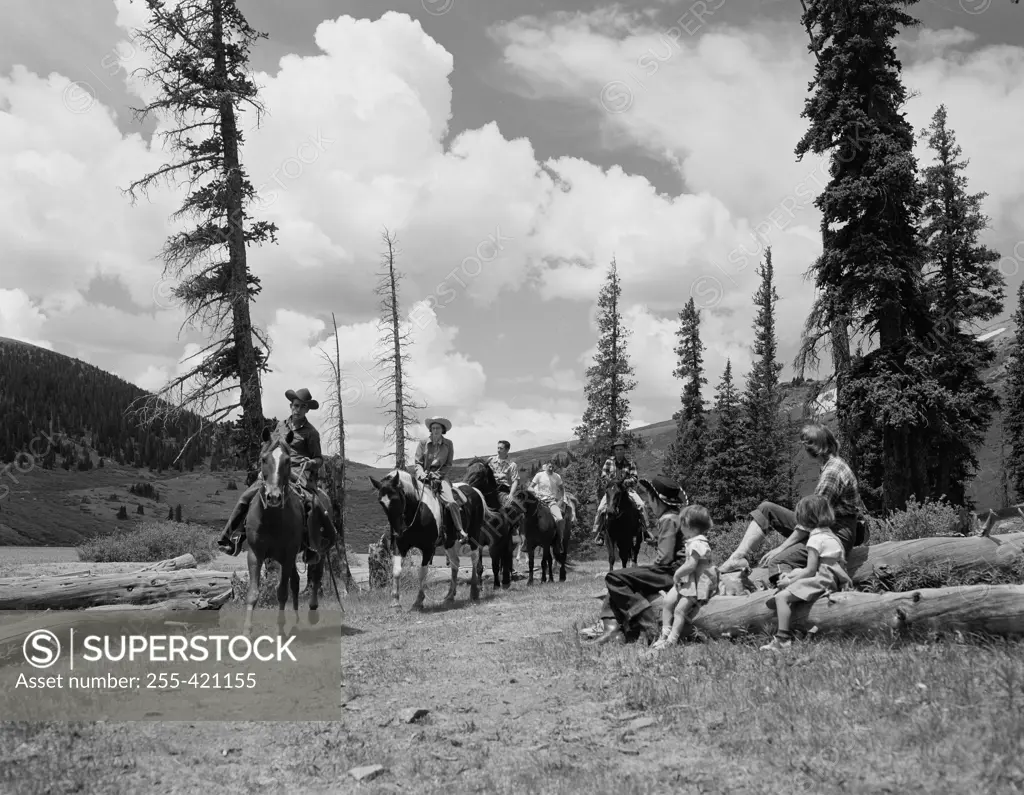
[[611, 437, 628, 448], [425, 417, 452, 434], [285, 388, 319, 410], [638, 476, 684, 507]]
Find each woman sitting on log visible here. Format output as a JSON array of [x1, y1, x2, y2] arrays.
[[720, 422, 867, 584], [588, 476, 695, 645]]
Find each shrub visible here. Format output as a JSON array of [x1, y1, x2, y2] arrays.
[[128, 482, 160, 500], [226, 480, 238, 491], [870, 496, 962, 544], [77, 521, 217, 564]]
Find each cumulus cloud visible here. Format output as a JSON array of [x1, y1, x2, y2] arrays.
[[3, 4, 1022, 463]]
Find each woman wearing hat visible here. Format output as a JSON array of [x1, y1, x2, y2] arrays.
[[217, 387, 337, 563], [413, 417, 468, 543], [589, 476, 696, 645]]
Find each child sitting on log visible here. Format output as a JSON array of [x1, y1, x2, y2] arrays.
[[649, 504, 717, 653], [761, 493, 853, 652]]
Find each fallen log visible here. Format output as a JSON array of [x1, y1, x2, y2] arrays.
[[0, 568, 234, 610], [138, 554, 198, 572], [0, 590, 235, 658], [630, 584, 1024, 641], [744, 532, 1024, 591]]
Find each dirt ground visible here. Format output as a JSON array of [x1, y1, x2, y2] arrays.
[[2, 555, 1024, 795]]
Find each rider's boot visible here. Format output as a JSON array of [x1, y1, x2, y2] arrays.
[[217, 500, 248, 556], [450, 503, 469, 544]]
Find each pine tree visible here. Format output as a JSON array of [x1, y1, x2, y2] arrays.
[[573, 257, 641, 493], [703, 361, 748, 522], [794, 0, 943, 511], [124, 0, 274, 481], [666, 297, 708, 500], [917, 104, 1004, 506], [741, 248, 787, 511], [174, 504, 182, 522]]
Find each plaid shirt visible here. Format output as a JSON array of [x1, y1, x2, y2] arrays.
[[488, 455, 520, 489], [815, 454, 865, 518], [601, 456, 639, 488]]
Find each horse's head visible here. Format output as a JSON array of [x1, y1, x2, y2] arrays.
[[369, 470, 409, 536], [259, 426, 295, 509], [605, 477, 626, 516]]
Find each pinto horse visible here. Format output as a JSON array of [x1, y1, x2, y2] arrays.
[[242, 427, 307, 637], [602, 478, 642, 572], [463, 458, 515, 589], [369, 470, 488, 610]]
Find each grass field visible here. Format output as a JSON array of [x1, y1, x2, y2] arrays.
[[2, 557, 1023, 794]]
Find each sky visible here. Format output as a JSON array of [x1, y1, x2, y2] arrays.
[[1, 0, 1022, 466]]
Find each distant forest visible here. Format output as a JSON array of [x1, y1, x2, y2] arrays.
[[0, 339, 252, 472]]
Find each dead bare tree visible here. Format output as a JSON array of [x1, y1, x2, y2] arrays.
[[316, 312, 355, 591], [373, 229, 425, 469], [122, 0, 275, 480]]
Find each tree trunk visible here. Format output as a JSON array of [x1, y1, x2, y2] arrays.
[[330, 314, 355, 591], [213, 0, 264, 479], [0, 568, 233, 610], [138, 554, 198, 571], [636, 585, 1024, 640], [744, 532, 1024, 591]]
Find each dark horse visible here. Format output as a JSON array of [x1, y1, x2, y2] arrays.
[[369, 470, 490, 609], [509, 482, 570, 583], [463, 458, 515, 589], [602, 477, 642, 572], [242, 427, 310, 636]]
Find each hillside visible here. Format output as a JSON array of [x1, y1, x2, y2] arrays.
[[0, 326, 1017, 548]]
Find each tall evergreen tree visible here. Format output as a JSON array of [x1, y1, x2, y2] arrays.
[[794, 0, 941, 511], [703, 361, 748, 523], [741, 248, 787, 511], [917, 104, 1004, 506], [125, 0, 274, 482], [665, 297, 708, 501], [573, 257, 641, 469]]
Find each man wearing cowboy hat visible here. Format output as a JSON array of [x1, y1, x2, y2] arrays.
[[414, 416, 469, 544], [217, 388, 337, 562], [591, 437, 649, 545]]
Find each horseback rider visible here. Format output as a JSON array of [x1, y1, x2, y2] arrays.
[[591, 438, 649, 546], [488, 439, 520, 503], [528, 460, 568, 529], [217, 388, 337, 564], [413, 417, 469, 544]]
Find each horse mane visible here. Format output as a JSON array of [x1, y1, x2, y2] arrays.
[[464, 458, 497, 490]]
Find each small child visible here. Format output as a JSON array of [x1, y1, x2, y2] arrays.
[[761, 493, 853, 651], [650, 504, 717, 652]]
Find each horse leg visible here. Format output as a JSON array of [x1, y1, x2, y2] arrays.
[[502, 537, 513, 589], [412, 557, 428, 611], [307, 559, 322, 625], [607, 527, 615, 573], [391, 549, 404, 610], [557, 524, 568, 582], [243, 549, 261, 638], [470, 543, 480, 601], [541, 544, 550, 583], [290, 558, 300, 629], [444, 545, 460, 604], [527, 544, 536, 585]]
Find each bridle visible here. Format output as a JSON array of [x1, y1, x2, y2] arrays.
[[257, 441, 293, 511]]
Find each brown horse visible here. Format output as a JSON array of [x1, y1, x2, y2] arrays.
[[463, 458, 516, 589], [602, 478, 642, 572], [242, 427, 305, 637], [509, 482, 568, 584]]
